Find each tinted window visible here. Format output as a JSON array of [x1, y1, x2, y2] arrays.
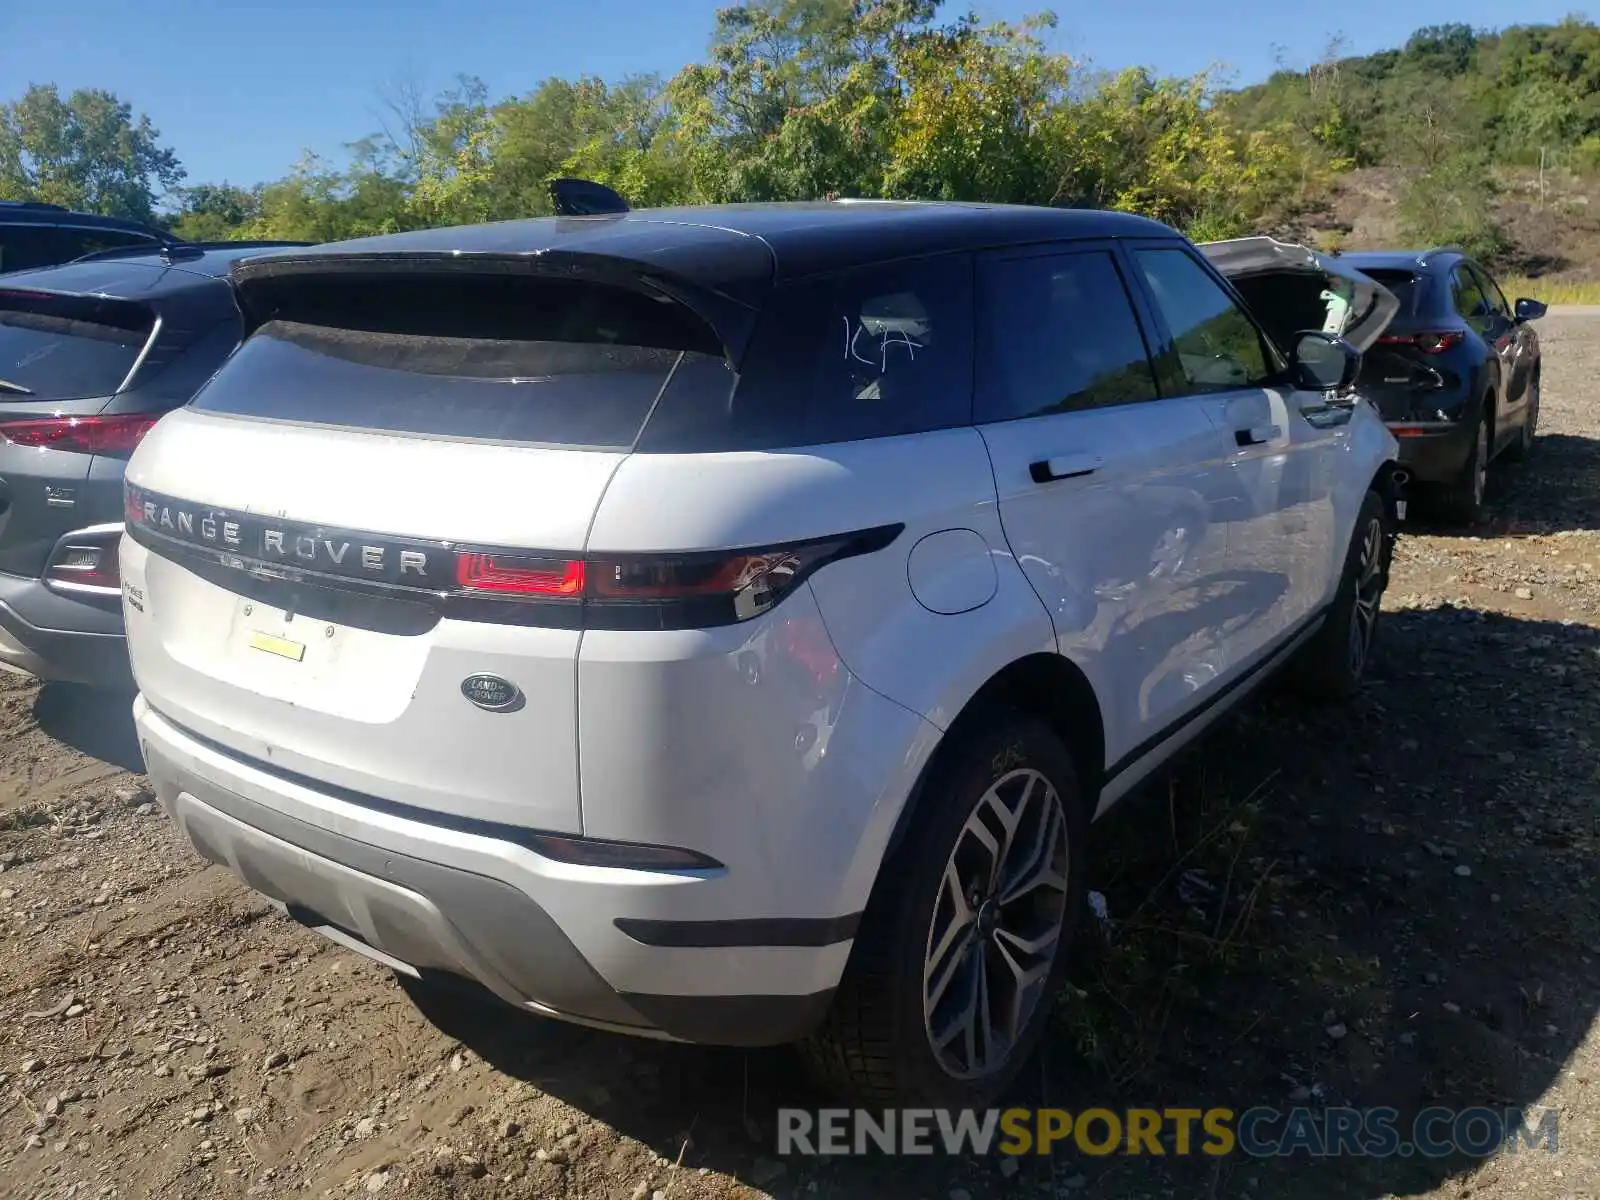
[[974, 251, 1156, 422], [56, 228, 160, 260], [1360, 269, 1422, 316], [1134, 248, 1273, 392], [641, 255, 972, 451], [191, 275, 727, 449], [1451, 266, 1489, 318], [0, 226, 65, 274], [0, 295, 153, 400], [1470, 264, 1509, 317]]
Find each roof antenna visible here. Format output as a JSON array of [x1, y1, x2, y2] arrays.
[[548, 178, 630, 216]]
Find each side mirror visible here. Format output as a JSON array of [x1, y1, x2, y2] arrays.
[[1290, 330, 1361, 392], [1515, 297, 1547, 322]]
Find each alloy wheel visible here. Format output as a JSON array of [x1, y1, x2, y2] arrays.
[[922, 768, 1070, 1080], [1347, 516, 1385, 675]]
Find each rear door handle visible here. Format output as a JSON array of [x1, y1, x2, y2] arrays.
[[1235, 425, 1281, 447], [1029, 455, 1101, 483]]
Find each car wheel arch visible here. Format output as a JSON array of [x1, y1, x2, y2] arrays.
[[878, 652, 1106, 868]]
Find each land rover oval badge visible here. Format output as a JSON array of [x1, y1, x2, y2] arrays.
[[461, 674, 524, 712]]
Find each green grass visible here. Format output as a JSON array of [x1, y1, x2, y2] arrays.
[[1500, 276, 1600, 306]]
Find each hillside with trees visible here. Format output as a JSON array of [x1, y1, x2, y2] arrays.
[[4, 2, 1600, 292]]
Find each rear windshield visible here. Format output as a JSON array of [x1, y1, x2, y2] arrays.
[[0, 294, 152, 401], [1360, 269, 1423, 316], [192, 274, 728, 449], [196, 262, 977, 452]]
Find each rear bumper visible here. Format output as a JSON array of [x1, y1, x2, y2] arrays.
[[1386, 420, 1477, 485], [134, 696, 844, 1046], [0, 571, 129, 689]]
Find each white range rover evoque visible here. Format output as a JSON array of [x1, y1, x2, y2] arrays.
[[120, 198, 1403, 1105]]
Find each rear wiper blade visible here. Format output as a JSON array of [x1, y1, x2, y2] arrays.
[[0, 378, 34, 395]]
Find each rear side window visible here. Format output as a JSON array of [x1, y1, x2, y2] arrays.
[[1133, 248, 1274, 393], [191, 274, 727, 449], [56, 229, 161, 260], [1470, 264, 1509, 318], [974, 250, 1156, 422], [641, 255, 972, 451], [1451, 266, 1489, 319], [0, 292, 153, 400], [0, 226, 65, 274]]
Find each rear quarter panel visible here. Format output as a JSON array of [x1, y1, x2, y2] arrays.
[[580, 429, 1058, 916]]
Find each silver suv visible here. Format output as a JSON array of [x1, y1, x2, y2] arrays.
[[122, 201, 1401, 1104]]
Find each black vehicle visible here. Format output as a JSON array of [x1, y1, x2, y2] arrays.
[[0, 241, 307, 687], [1338, 248, 1546, 523], [0, 200, 179, 274]]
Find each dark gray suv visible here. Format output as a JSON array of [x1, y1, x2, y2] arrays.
[[0, 200, 176, 274], [0, 241, 305, 687]]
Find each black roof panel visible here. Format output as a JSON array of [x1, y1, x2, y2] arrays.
[[1338, 250, 1459, 272], [236, 201, 1180, 297], [0, 204, 172, 239]]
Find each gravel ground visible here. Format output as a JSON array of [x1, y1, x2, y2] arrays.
[[0, 315, 1597, 1200]]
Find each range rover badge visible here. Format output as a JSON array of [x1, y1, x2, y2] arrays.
[[461, 674, 524, 713]]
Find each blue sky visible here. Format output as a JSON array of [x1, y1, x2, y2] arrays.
[[1, 0, 1589, 191]]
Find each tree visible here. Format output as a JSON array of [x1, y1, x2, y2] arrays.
[[1396, 151, 1507, 261], [169, 183, 261, 241], [1404, 24, 1479, 76], [886, 13, 1072, 203], [241, 149, 415, 243], [1064, 68, 1299, 240], [1512, 78, 1579, 204], [667, 0, 938, 200], [0, 84, 184, 220]]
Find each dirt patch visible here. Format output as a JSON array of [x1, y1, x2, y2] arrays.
[[1, 317, 1598, 1199]]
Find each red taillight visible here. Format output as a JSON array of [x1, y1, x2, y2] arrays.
[[456, 553, 585, 597], [589, 551, 799, 599], [45, 535, 122, 592], [450, 536, 891, 626], [0, 413, 160, 455], [123, 477, 904, 631], [1377, 331, 1464, 354]]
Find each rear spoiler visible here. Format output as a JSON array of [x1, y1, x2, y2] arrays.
[[229, 250, 761, 364]]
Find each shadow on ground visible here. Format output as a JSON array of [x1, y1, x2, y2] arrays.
[[1405, 431, 1600, 538], [33, 682, 143, 772], [407, 602, 1598, 1199]]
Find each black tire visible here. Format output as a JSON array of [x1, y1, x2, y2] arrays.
[[1438, 402, 1492, 524], [1293, 488, 1391, 701], [1502, 374, 1539, 463], [803, 713, 1088, 1106]]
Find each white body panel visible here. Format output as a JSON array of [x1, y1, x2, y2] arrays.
[[123, 407, 631, 834], [977, 399, 1236, 769], [120, 222, 1399, 1048]]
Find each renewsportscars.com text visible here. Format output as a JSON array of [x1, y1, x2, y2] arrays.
[[777, 1106, 1559, 1159]]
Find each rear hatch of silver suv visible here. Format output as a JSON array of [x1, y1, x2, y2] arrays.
[[120, 236, 761, 834]]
